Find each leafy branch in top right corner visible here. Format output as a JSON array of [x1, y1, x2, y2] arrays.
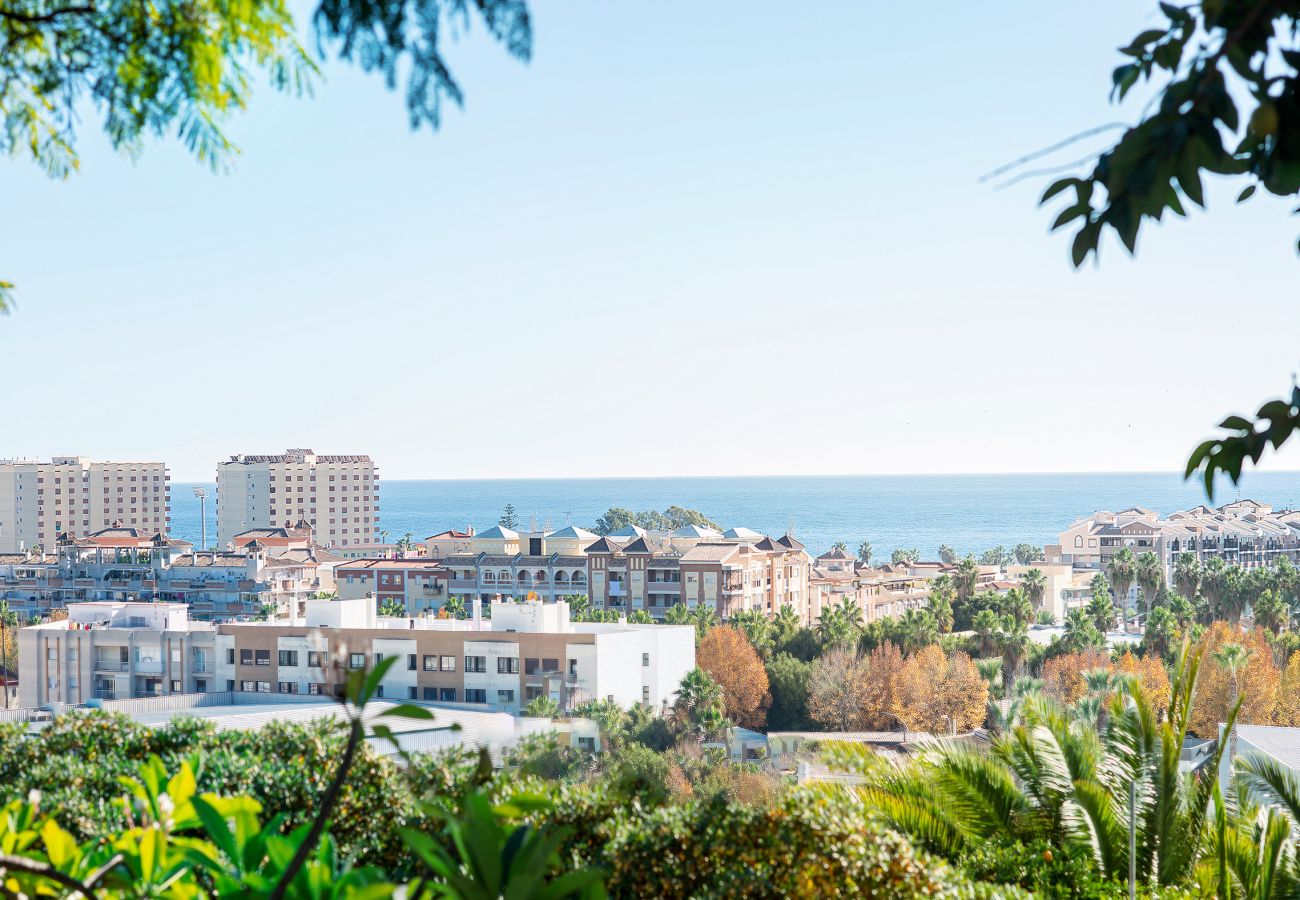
[[1186, 384, 1300, 498]]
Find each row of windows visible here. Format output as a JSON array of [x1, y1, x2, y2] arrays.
[[228, 650, 615, 676]]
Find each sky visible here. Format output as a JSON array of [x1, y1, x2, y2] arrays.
[[2, 1, 1299, 482]]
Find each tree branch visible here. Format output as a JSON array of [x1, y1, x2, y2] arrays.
[[267, 716, 363, 900], [0, 5, 94, 24], [0, 852, 98, 897]]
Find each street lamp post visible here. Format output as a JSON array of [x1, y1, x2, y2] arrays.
[[192, 487, 208, 549]]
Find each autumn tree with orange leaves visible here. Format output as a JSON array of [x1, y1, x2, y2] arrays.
[[1115, 650, 1170, 720], [696, 624, 771, 729], [1190, 622, 1279, 737], [1276, 652, 1300, 727], [893, 646, 987, 734], [1040, 650, 1111, 706]]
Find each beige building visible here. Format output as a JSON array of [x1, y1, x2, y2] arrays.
[[584, 533, 812, 621], [424, 529, 475, 559], [0, 457, 170, 552], [216, 449, 378, 549]]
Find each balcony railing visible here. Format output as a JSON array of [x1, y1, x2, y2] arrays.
[[93, 660, 130, 672], [133, 660, 164, 675]]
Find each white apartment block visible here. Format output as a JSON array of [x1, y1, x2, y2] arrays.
[[19, 597, 695, 717], [0, 457, 170, 552], [216, 449, 378, 549], [19, 601, 217, 707]]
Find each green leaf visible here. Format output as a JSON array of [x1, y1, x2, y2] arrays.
[[377, 703, 434, 720], [1237, 185, 1256, 203]]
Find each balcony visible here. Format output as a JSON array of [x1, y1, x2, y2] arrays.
[[133, 659, 164, 675], [94, 660, 130, 673]]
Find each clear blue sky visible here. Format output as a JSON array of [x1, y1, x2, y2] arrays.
[[2, 0, 1298, 481]]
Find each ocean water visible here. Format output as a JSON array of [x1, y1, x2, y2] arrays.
[[169, 471, 1300, 558]]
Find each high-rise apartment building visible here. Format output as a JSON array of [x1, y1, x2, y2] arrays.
[[0, 457, 170, 552], [216, 449, 378, 549]]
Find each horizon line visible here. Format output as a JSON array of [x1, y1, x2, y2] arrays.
[[165, 468, 1300, 484]]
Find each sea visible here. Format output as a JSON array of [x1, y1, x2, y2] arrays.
[[167, 471, 1300, 559]]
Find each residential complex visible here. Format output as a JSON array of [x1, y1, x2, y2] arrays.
[[0, 526, 344, 620], [20, 597, 695, 716], [1056, 500, 1300, 581], [337, 558, 450, 615], [0, 457, 170, 552], [216, 449, 378, 549]]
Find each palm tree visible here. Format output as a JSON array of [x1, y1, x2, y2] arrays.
[[1213, 642, 1252, 762], [1202, 556, 1227, 620], [772, 603, 800, 646], [378, 597, 406, 617], [1107, 547, 1137, 632], [731, 608, 774, 655], [690, 606, 718, 641], [999, 587, 1033, 627], [851, 641, 1232, 889], [1143, 605, 1178, 659], [524, 695, 562, 718], [1086, 590, 1116, 635], [1020, 568, 1047, 616], [987, 675, 1043, 733], [857, 541, 873, 566], [664, 603, 692, 625], [674, 667, 726, 739], [972, 608, 1001, 657], [1172, 552, 1201, 601], [952, 555, 979, 603], [898, 608, 939, 654], [565, 593, 591, 620], [1219, 565, 1248, 625], [938, 544, 957, 565], [627, 609, 654, 624], [927, 586, 954, 633], [816, 607, 856, 649], [0, 600, 15, 709], [1062, 608, 1102, 653], [1135, 550, 1164, 624], [442, 595, 467, 620], [1274, 556, 1299, 605], [1252, 588, 1289, 635], [997, 615, 1030, 687]]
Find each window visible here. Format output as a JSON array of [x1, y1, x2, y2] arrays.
[[226, 679, 236, 692], [642, 685, 650, 703], [465, 688, 487, 703], [307, 651, 322, 668], [257, 681, 271, 693], [407, 653, 417, 671], [349, 653, 365, 669], [1074, 535, 1084, 548], [422, 687, 437, 701], [407, 686, 418, 699], [497, 657, 518, 675], [465, 656, 487, 673], [239, 649, 253, 666], [578, 737, 595, 752], [524, 658, 540, 675], [278, 650, 298, 667], [642, 652, 650, 667], [440, 687, 457, 702], [226, 648, 235, 664], [376, 685, 384, 698], [240, 680, 254, 692], [423, 655, 437, 671], [308, 683, 323, 695], [278, 681, 298, 694], [568, 659, 578, 677], [497, 689, 515, 703], [171, 680, 181, 692], [255, 650, 271, 667], [525, 686, 542, 701], [374, 652, 384, 666]]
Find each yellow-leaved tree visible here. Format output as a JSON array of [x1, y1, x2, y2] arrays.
[[1190, 622, 1279, 738], [893, 646, 987, 735]]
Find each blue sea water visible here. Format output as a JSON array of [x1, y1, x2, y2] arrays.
[[169, 472, 1300, 559]]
